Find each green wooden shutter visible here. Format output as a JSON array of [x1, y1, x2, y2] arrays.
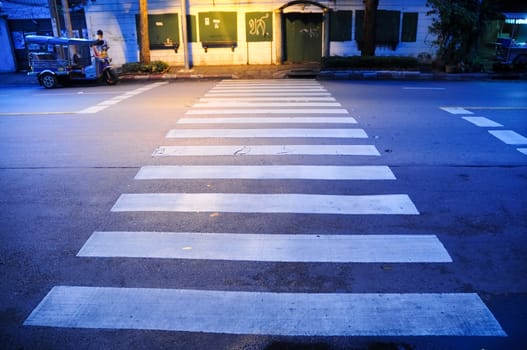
[[246, 12, 273, 42], [187, 15, 197, 43], [148, 14, 179, 49], [198, 12, 237, 42], [402, 12, 418, 42], [330, 11, 353, 42], [376, 10, 400, 44], [355, 10, 400, 49]]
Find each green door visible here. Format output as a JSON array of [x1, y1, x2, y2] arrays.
[[284, 13, 323, 63]]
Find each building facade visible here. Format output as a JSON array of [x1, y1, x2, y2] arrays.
[[1, 0, 435, 71]]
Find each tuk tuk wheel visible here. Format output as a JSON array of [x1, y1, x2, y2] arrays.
[[103, 69, 119, 85], [40, 73, 58, 89], [513, 54, 527, 72]]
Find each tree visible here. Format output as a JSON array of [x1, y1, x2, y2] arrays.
[[139, 0, 150, 64], [361, 0, 379, 56], [426, 0, 499, 66]]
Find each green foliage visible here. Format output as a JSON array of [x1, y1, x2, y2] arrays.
[[322, 56, 418, 70], [121, 60, 169, 74], [426, 0, 500, 65]]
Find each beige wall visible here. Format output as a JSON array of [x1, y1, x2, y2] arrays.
[[83, 0, 435, 67]]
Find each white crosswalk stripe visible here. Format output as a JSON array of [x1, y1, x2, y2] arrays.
[[186, 108, 349, 114], [177, 116, 357, 124], [78, 232, 451, 262], [25, 79, 505, 338], [134, 165, 395, 180], [166, 128, 367, 138], [25, 286, 505, 336], [192, 102, 342, 107], [199, 96, 336, 101], [152, 144, 381, 157], [205, 92, 332, 97], [111, 193, 420, 215]]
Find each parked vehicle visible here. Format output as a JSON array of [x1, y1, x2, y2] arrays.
[[493, 13, 527, 72], [25, 35, 118, 88]]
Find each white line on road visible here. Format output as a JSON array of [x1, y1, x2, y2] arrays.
[[488, 130, 527, 145], [77, 82, 167, 114], [152, 145, 381, 157], [199, 97, 336, 102], [214, 84, 323, 89], [440, 107, 474, 115], [24, 286, 505, 336], [111, 193, 419, 215], [216, 80, 320, 85], [461, 116, 503, 127], [78, 232, 451, 263], [192, 102, 342, 108], [134, 165, 396, 180], [185, 108, 349, 115], [518, 148, 527, 155], [403, 87, 446, 90], [210, 88, 326, 92], [166, 128, 367, 139], [177, 117, 357, 124], [205, 92, 332, 97], [77, 106, 107, 114]]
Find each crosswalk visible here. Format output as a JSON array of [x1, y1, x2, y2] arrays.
[[24, 80, 506, 339]]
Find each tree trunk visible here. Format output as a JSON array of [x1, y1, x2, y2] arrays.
[[361, 0, 379, 56], [139, 0, 151, 64]]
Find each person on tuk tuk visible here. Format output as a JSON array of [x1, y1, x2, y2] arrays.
[[94, 30, 109, 58], [93, 29, 110, 72]]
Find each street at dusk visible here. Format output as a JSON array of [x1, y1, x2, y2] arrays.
[[1, 77, 526, 349]]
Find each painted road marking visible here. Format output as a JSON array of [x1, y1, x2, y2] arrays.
[[217, 80, 321, 85], [177, 117, 357, 124], [192, 102, 342, 108], [211, 86, 325, 90], [210, 89, 326, 94], [200, 97, 336, 101], [78, 82, 167, 114], [25, 286, 505, 336], [460, 106, 527, 110], [134, 165, 396, 180], [111, 193, 419, 215], [440, 107, 474, 115], [152, 145, 381, 157], [77, 105, 107, 114], [0, 111, 77, 116], [78, 232, 451, 263], [166, 128, 366, 138], [205, 92, 332, 97], [186, 108, 349, 115], [461, 116, 503, 127], [518, 148, 527, 155], [488, 130, 527, 145], [214, 84, 323, 89], [403, 87, 446, 90]]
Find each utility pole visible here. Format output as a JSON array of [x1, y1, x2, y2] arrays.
[[47, 0, 62, 36], [180, 0, 190, 69], [139, 0, 151, 64], [61, 0, 73, 37]]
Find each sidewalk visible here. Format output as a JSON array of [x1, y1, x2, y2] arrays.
[[2, 63, 526, 86]]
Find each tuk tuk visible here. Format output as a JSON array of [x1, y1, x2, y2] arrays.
[[493, 13, 527, 72], [25, 35, 119, 88]]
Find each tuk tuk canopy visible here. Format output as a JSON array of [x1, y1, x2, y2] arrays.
[[24, 35, 99, 46]]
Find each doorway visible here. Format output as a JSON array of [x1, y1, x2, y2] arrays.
[[284, 12, 323, 63]]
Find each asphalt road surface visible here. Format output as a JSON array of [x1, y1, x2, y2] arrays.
[[1, 78, 526, 350]]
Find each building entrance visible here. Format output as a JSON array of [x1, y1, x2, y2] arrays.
[[284, 12, 323, 63]]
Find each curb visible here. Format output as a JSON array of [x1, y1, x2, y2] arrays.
[[317, 70, 498, 80], [2, 69, 526, 86], [119, 70, 527, 81]]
